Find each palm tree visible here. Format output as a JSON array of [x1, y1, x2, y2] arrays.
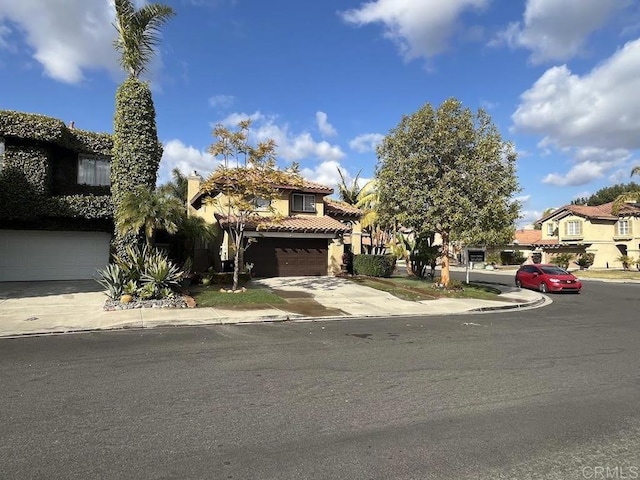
[[612, 166, 640, 214], [116, 186, 184, 246], [113, 0, 175, 79], [337, 168, 366, 205], [159, 168, 188, 203], [111, 0, 174, 255]]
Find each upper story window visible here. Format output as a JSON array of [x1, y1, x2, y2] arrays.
[[78, 154, 110, 186], [565, 220, 582, 236], [254, 197, 270, 211], [616, 219, 631, 236], [0, 137, 5, 172], [292, 193, 316, 213], [546, 222, 555, 236]]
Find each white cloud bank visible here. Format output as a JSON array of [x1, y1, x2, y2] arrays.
[[513, 38, 640, 186], [341, 0, 488, 61], [0, 0, 120, 83], [499, 0, 625, 63], [159, 139, 217, 184]]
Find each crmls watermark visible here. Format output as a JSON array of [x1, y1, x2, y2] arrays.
[[582, 466, 639, 479]]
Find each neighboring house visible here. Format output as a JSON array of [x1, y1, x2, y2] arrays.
[[187, 172, 363, 277], [533, 202, 640, 269], [0, 110, 113, 281]]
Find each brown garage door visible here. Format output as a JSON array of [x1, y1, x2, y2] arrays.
[[244, 237, 328, 277]]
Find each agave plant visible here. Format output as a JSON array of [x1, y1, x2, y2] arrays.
[[96, 263, 126, 300], [140, 253, 183, 296]]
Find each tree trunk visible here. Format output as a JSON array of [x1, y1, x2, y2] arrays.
[[232, 232, 242, 291], [440, 231, 450, 286]]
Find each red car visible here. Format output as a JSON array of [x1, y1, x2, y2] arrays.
[[515, 264, 582, 293]]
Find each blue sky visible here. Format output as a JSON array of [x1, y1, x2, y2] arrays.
[[2, 0, 640, 227]]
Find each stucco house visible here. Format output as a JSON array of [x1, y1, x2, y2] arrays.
[[533, 202, 640, 269], [0, 110, 113, 281], [187, 172, 362, 277]]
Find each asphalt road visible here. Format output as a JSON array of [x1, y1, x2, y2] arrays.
[[1, 274, 639, 480]]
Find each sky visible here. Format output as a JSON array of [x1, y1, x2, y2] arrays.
[[1, 0, 640, 228]]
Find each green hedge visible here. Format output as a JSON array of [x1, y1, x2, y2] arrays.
[[0, 110, 112, 154], [353, 254, 396, 277]]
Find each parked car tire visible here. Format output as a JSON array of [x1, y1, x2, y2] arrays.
[[515, 278, 522, 288]]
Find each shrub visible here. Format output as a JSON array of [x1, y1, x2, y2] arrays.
[[550, 253, 574, 270], [576, 253, 595, 270], [353, 254, 396, 277]]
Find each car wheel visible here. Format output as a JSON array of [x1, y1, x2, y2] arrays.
[[539, 282, 547, 293], [515, 278, 522, 288]]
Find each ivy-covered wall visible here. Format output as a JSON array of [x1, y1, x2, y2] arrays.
[[0, 110, 114, 229]]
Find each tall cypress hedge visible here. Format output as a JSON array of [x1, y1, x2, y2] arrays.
[[111, 78, 164, 254]]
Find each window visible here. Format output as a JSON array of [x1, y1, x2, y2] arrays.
[[565, 220, 582, 236], [616, 219, 630, 236], [0, 137, 5, 172], [254, 197, 270, 211], [292, 193, 316, 213], [546, 222, 555, 236], [78, 154, 110, 186]]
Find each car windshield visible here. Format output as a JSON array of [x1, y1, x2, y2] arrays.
[[541, 266, 569, 275]]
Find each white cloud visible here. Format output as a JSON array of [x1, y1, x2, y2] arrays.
[[315, 111, 337, 137], [498, 0, 624, 63], [518, 209, 543, 228], [513, 39, 640, 151], [0, 0, 121, 83], [301, 161, 372, 193], [158, 139, 217, 184], [349, 133, 384, 153], [208, 94, 235, 109], [341, 0, 488, 61], [514, 194, 531, 204], [218, 111, 346, 164], [542, 161, 612, 186]]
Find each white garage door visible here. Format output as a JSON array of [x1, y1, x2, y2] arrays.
[[0, 230, 111, 281]]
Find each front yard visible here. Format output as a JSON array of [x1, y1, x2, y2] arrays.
[[349, 276, 503, 301], [190, 284, 286, 308], [571, 269, 640, 280]]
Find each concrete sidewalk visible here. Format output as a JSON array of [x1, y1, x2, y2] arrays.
[[0, 276, 548, 338]]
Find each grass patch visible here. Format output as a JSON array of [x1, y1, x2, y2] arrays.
[[190, 283, 286, 308], [348, 275, 502, 301], [572, 269, 640, 280]]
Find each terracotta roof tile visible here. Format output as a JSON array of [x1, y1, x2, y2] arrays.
[[537, 201, 640, 223], [514, 229, 542, 245], [324, 199, 363, 217], [216, 214, 351, 234]]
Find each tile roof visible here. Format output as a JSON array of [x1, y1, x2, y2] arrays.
[[216, 214, 351, 234], [513, 229, 542, 245], [537, 201, 640, 223], [324, 199, 363, 217]]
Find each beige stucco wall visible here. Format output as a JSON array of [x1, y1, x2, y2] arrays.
[[539, 214, 640, 269]]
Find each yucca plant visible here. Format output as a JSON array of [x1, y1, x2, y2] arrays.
[[96, 263, 126, 300]]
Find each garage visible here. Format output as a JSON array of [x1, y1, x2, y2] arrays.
[[244, 237, 328, 277], [0, 230, 111, 282]]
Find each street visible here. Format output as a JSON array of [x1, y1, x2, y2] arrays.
[[1, 274, 639, 479]]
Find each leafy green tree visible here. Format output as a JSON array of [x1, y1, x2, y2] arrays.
[[200, 121, 303, 291], [376, 98, 520, 286], [111, 0, 175, 255], [116, 186, 183, 246], [588, 182, 640, 206]]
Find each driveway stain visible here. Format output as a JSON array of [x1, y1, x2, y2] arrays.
[[271, 289, 347, 317]]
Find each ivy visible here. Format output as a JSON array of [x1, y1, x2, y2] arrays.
[[111, 77, 164, 254]]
